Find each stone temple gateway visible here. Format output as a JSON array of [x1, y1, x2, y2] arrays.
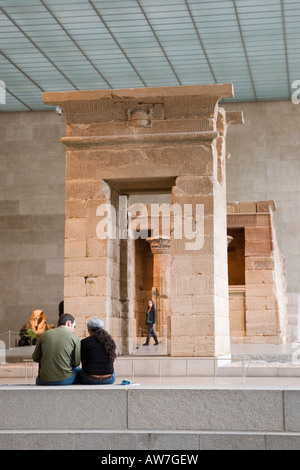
[[43, 84, 244, 357]]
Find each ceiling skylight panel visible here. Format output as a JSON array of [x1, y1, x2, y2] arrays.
[[0, 92, 30, 111], [91, 5, 181, 85], [0, 11, 51, 23], [0, 0, 41, 7], [139, 0, 185, 8], [42, 0, 91, 6], [90, 0, 140, 9]]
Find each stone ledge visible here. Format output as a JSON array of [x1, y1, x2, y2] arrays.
[[2, 385, 300, 449], [1, 385, 299, 433], [1, 430, 300, 450]]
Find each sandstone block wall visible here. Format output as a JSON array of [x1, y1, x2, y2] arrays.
[[0, 100, 299, 348], [0, 111, 66, 336], [227, 201, 288, 343], [225, 100, 300, 297]]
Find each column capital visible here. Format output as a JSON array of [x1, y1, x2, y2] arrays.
[[147, 236, 171, 255]]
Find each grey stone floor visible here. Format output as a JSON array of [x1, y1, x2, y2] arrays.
[[3, 341, 300, 387], [4, 341, 300, 360], [2, 374, 300, 387]]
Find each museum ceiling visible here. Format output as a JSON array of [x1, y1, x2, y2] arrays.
[[0, 0, 298, 112]]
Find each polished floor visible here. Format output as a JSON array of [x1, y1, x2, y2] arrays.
[[2, 341, 300, 387], [2, 376, 300, 387]]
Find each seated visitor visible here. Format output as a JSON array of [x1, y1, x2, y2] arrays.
[[32, 313, 81, 386], [18, 323, 36, 347], [78, 318, 116, 385]]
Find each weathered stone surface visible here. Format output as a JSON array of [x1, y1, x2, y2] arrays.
[[64, 238, 86, 258], [200, 433, 266, 450], [245, 227, 271, 241], [64, 276, 86, 298], [135, 433, 199, 450], [3, 384, 300, 450], [43, 84, 243, 356], [65, 199, 86, 219], [0, 388, 127, 430], [227, 201, 287, 344], [128, 387, 284, 431], [284, 389, 300, 432], [239, 202, 257, 213], [64, 258, 108, 277], [0, 111, 66, 331], [171, 315, 215, 337], [43, 84, 234, 124]]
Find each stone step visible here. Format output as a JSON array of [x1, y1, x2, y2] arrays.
[[1, 430, 300, 450], [1, 385, 300, 450]]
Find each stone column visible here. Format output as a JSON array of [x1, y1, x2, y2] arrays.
[[63, 177, 118, 339], [169, 112, 243, 357], [147, 236, 171, 341]]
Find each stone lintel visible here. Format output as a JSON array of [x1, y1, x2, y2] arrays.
[[227, 200, 277, 217], [43, 84, 234, 126], [43, 83, 234, 106]]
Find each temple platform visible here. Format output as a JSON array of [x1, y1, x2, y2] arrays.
[[1, 381, 300, 450], [2, 342, 300, 382], [2, 343, 300, 449]]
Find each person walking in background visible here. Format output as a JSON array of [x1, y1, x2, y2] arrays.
[[32, 313, 81, 386], [78, 318, 117, 385], [143, 300, 159, 346]]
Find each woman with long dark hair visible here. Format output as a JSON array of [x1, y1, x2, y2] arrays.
[[143, 300, 159, 346], [78, 318, 117, 385]]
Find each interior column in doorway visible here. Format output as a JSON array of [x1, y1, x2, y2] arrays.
[[147, 236, 171, 344]]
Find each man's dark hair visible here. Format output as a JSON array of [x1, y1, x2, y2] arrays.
[[57, 313, 75, 327]]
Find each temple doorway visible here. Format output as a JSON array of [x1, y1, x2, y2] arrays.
[[129, 193, 171, 353], [134, 236, 153, 340]]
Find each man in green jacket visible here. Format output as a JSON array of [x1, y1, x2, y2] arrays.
[[32, 313, 81, 386]]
